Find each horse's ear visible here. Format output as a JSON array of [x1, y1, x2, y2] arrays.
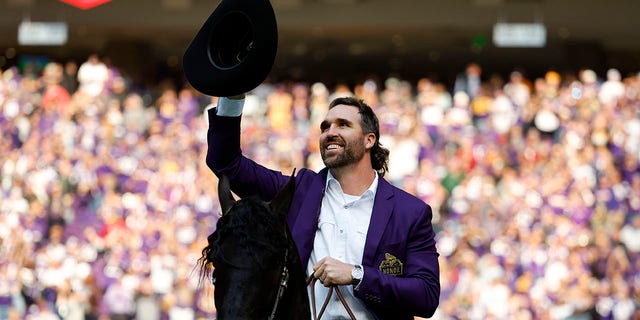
[[270, 169, 296, 217], [218, 175, 236, 215]]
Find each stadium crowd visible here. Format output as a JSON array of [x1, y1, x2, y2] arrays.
[[0, 55, 639, 320]]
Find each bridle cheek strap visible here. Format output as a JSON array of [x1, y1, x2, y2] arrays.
[[268, 248, 289, 320], [306, 276, 357, 320]]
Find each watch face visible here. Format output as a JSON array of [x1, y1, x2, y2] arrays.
[[352, 265, 363, 279]]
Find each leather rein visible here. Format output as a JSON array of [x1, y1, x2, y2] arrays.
[[306, 276, 357, 320], [268, 226, 356, 320], [268, 260, 356, 320]]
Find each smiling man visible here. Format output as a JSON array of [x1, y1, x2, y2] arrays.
[[206, 95, 440, 319]]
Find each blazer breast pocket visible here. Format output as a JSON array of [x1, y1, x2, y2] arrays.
[[375, 242, 406, 277]]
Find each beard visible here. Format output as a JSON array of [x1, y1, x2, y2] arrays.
[[320, 136, 366, 169]]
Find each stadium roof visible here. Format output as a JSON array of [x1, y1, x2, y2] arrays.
[[1, 0, 639, 84]]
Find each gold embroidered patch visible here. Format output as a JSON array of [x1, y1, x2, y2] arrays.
[[379, 253, 403, 276]]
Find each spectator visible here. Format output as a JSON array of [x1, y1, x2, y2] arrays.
[[60, 60, 79, 95], [453, 62, 482, 100], [598, 68, 625, 106], [103, 278, 134, 320], [620, 215, 640, 254], [40, 62, 71, 113], [77, 54, 109, 98]]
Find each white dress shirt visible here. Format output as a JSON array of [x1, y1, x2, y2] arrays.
[[307, 171, 378, 319]]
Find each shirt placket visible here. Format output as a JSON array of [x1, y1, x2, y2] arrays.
[[331, 182, 349, 262]]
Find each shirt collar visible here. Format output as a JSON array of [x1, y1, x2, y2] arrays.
[[326, 170, 379, 199]]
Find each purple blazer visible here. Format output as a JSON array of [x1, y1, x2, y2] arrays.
[[206, 110, 440, 319]]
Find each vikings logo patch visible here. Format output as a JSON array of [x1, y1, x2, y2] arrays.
[[379, 253, 403, 276]]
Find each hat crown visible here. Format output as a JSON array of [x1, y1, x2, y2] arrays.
[[208, 11, 253, 70], [183, 0, 278, 97]]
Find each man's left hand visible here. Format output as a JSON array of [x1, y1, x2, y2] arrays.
[[313, 257, 354, 287]]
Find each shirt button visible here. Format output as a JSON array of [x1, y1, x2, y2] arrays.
[[340, 229, 344, 233]]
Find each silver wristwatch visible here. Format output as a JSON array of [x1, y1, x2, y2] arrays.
[[351, 264, 363, 286]]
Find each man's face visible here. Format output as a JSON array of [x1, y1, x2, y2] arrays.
[[319, 104, 367, 169]]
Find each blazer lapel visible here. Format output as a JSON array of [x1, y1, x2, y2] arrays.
[[290, 169, 328, 268], [362, 177, 395, 266]]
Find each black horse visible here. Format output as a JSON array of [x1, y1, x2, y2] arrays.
[[196, 174, 311, 319]]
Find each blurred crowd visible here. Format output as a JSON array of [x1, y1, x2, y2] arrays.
[[0, 55, 639, 320]]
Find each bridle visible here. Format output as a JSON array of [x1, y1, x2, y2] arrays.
[[268, 247, 290, 320], [267, 223, 293, 320]]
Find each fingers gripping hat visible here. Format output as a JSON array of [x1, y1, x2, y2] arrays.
[[183, 0, 278, 97]]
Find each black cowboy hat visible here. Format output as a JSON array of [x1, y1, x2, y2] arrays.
[[183, 0, 278, 97]]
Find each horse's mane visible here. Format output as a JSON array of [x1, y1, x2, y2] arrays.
[[196, 196, 289, 286]]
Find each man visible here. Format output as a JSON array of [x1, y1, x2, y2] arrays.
[[206, 94, 440, 319], [453, 62, 482, 101]]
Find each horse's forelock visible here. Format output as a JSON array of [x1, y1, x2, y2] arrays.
[[204, 198, 288, 269]]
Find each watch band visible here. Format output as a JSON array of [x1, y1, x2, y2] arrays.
[[351, 264, 363, 288]]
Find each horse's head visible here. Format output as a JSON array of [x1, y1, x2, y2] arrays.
[[197, 172, 309, 319]]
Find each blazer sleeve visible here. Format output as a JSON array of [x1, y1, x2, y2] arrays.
[[357, 199, 440, 319], [205, 108, 288, 200]]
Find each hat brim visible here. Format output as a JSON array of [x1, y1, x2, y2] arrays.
[[183, 0, 278, 97]]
